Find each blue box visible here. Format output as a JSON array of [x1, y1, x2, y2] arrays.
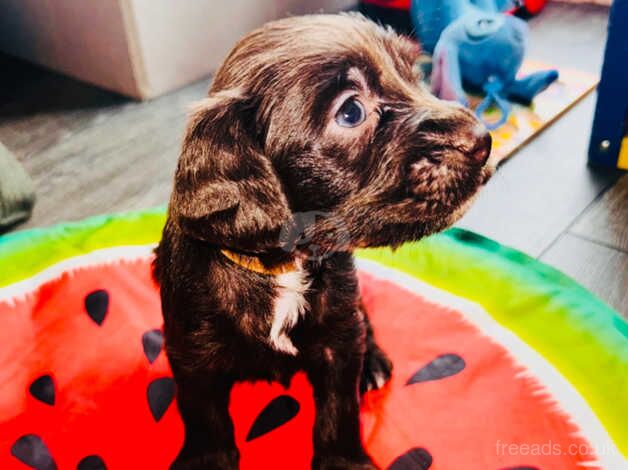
[[588, 0, 628, 170]]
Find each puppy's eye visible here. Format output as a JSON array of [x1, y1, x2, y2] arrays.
[[335, 98, 366, 128]]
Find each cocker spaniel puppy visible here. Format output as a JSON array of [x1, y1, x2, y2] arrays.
[[154, 13, 493, 470]]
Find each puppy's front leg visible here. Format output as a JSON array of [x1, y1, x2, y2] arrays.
[[170, 373, 238, 470], [360, 305, 393, 394], [307, 346, 377, 470]]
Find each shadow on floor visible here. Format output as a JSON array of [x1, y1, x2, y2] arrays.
[[0, 53, 129, 120]]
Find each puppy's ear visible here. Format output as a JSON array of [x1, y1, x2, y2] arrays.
[[170, 89, 291, 251]]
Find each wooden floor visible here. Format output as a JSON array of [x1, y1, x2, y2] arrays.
[[0, 3, 626, 316]]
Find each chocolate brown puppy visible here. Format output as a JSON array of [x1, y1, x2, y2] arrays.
[[154, 13, 493, 470]]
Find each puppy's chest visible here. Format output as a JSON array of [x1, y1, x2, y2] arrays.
[[265, 266, 359, 356], [222, 258, 358, 357], [266, 268, 311, 355]]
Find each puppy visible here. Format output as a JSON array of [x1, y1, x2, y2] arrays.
[[154, 13, 493, 470]]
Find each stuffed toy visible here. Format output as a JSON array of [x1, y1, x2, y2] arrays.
[[411, 0, 559, 129]]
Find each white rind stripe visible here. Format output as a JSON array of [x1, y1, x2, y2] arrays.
[[357, 258, 626, 470], [0, 244, 156, 305]]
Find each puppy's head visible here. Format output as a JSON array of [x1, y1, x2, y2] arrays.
[[171, 14, 493, 255]]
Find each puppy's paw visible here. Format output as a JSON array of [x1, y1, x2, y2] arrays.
[[312, 454, 378, 470], [360, 345, 393, 394], [170, 449, 239, 470]]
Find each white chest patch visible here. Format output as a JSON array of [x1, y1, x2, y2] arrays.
[[269, 265, 310, 355]]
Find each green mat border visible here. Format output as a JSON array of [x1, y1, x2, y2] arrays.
[[1, 209, 627, 457]]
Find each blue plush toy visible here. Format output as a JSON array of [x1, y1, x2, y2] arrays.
[[411, 0, 559, 129]]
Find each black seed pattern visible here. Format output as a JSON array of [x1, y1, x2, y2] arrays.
[[77, 455, 107, 470], [246, 395, 300, 441], [406, 353, 465, 385], [11, 434, 57, 470], [388, 447, 432, 470], [147, 377, 175, 422], [142, 329, 164, 364], [499, 467, 540, 470], [84, 290, 109, 326], [29, 375, 55, 406]]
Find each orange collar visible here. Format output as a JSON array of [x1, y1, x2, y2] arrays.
[[220, 249, 297, 276]]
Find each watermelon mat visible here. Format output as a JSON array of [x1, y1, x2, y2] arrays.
[[1, 209, 627, 470]]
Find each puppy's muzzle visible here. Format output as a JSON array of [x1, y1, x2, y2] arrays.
[[415, 113, 492, 166]]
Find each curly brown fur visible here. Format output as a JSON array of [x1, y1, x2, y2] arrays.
[[154, 13, 493, 470]]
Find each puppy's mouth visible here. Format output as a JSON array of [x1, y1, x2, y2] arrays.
[[409, 151, 493, 201], [406, 141, 496, 227], [443, 154, 496, 226]]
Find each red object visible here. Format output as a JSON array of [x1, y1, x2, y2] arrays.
[[361, 0, 411, 11], [0, 257, 593, 469], [519, 0, 548, 15], [361, 0, 547, 16]]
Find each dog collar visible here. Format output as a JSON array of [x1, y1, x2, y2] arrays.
[[220, 249, 297, 276]]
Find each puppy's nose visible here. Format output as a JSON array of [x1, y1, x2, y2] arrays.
[[468, 130, 492, 165]]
